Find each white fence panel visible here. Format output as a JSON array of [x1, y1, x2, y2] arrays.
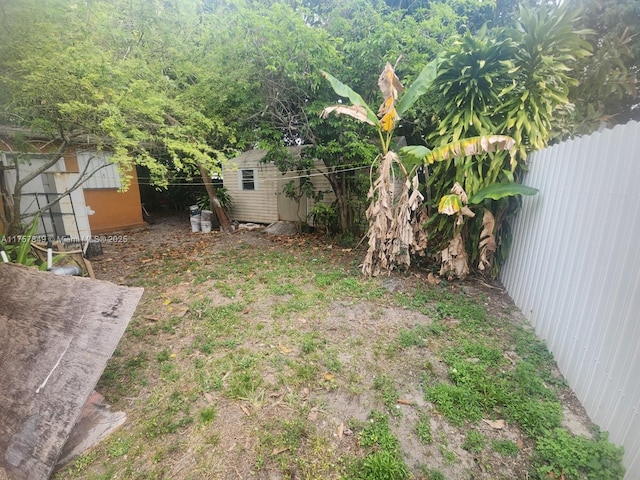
[[501, 121, 640, 478]]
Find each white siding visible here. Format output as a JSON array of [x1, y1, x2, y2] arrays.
[[222, 147, 337, 225], [223, 150, 279, 224], [1, 153, 92, 239], [76, 150, 122, 189], [501, 121, 640, 478]]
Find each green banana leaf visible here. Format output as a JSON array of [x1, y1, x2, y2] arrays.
[[320, 71, 380, 127], [400, 145, 431, 174], [401, 135, 516, 166], [396, 59, 439, 117], [468, 182, 539, 204]]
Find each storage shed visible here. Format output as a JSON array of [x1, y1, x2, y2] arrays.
[[222, 147, 335, 225]]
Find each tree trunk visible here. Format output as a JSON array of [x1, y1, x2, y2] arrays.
[[198, 163, 231, 232], [0, 166, 17, 235], [326, 170, 349, 233]]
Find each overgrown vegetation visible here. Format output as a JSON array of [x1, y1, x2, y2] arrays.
[[2, 0, 637, 274]]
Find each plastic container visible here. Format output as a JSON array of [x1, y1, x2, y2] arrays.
[[190, 214, 201, 232], [201, 209, 213, 222], [49, 266, 82, 276], [189, 205, 201, 216], [200, 220, 212, 233]]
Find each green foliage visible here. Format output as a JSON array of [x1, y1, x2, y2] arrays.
[[505, 398, 563, 438], [492, 439, 520, 457], [397, 324, 431, 348], [360, 450, 409, 480], [197, 187, 233, 213], [308, 203, 338, 235], [227, 364, 263, 400], [351, 411, 409, 480], [430, 29, 517, 148], [199, 406, 217, 425], [502, 4, 592, 155], [568, 0, 640, 131], [462, 430, 485, 453], [468, 182, 539, 204], [373, 375, 401, 416], [0, 215, 67, 270], [426, 382, 484, 426], [426, 334, 566, 437], [106, 436, 132, 458], [534, 428, 625, 480], [415, 414, 433, 444], [419, 466, 446, 480], [423, 4, 591, 275], [358, 411, 399, 452]]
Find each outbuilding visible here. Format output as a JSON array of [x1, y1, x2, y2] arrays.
[[222, 146, 335, 226]]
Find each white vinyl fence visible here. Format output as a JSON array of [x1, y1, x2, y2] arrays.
[[501, 120, 640, 478]]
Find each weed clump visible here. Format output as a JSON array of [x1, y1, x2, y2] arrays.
[[533, 428, 624, 480]]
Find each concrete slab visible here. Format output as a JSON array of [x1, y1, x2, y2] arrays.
[[263, 221, 298, 236], [55, 391, 126, 470]]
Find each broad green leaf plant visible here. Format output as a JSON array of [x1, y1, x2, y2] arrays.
[[322, 61, 518, 276], [424, 4, 587, 275], [436, 181, 538, 278]]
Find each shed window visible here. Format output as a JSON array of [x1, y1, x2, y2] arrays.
[[241, 169, 256, 190]]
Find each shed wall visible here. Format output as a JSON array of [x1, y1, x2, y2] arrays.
[[223, 148, 336, 225]]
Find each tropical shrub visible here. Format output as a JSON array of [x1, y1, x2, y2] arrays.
[[423, 3, 591, 275], [321, 62, 517, 276]]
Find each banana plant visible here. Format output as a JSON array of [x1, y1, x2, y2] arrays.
[[322, 60, 438, 276], [321, 60, 520, 276], [437, 181, 538, 278]]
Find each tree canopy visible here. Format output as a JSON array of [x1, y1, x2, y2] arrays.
[[1, 0, 636, 265]]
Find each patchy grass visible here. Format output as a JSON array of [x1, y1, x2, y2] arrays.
[[54, 222, 625, 480]]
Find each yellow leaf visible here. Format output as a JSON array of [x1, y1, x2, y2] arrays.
[[278, 343, 292, 354], [438, 194, 462, 215], [163, 298, 172, 305], [378, 96, 395, 116], [380, 110, 397, 132], [323, 373, 335, 381]]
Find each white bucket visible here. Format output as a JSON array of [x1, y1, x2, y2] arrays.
[[201, 220, 212, 233], [201, 209, 213, 222], [190, 215, 201, 232]]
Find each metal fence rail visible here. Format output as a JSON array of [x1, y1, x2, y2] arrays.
[[501, 120, 640, 478]]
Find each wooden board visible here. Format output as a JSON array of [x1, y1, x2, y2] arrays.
[[0, 263, 143, 480]]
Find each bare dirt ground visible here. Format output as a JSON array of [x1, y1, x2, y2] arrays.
[[70, 213, 598, 480]]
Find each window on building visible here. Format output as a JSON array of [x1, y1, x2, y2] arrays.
[[241, 169, 256, 190]]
